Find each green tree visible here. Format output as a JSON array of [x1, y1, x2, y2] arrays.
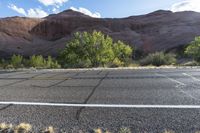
[[10, 54, 23, 68], [59, 31, 133, 68], [185, 37, 200, 62], [113, 41, 133, 66]]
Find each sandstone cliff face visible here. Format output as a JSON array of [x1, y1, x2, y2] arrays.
[[1, 10, 200, 57]]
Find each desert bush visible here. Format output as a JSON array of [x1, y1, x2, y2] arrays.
[[0, 55, 61, 69], [185, 36, 200, 62], [128, 61, 140, 67], [29, 55, 46, 68], [109, 58, 124, 67], [113, 41, 133, 66], [140, 52, 176, 66], [10, 54, 23, 68], [46, 56, 61, 69], [22, 58, 31, 68], [164, 53, 177, 65], [29, 55, 61, 69], [182, 61, 199, 66], [0, 59, 7, 68], [59, 31, 133, 68]]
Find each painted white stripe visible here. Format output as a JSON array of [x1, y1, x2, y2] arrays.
[[155, 73, 186, 86], [0, 101, 200, 108], [155, 73, 200, 100], [182, 73, 200, 82]]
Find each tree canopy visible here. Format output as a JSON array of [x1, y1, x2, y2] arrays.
[[185, 37, 200, 62], [59, 31, 133, 68]]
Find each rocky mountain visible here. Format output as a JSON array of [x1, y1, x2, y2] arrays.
[[1, 9, 200, 57]]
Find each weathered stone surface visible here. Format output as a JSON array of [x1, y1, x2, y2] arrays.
[[1, 9, 200, 57]]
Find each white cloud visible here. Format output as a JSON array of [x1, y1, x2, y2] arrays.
[[171, 0, 200, 12], [70, 7, 101, 18], [27, 8, 48, 18], [38, 0, 68, 6], [52, 7, 60, 13], [8, 4, 48, 18], [8, 4, 26, 16]]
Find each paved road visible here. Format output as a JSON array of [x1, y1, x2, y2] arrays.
[[0, 68, 200, 132]]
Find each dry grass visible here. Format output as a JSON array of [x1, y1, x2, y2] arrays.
[[163, 129, 175, 133], [93, 128, 111, 133], [0, 123, 196, 133], [0, 123, 13, 132], [0, 123, 55, 133], [118, 127, 131, 133], [15, 123, 32, 133], [40, 126, 55, 133]]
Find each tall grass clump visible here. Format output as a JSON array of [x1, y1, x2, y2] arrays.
[[29, 55, 60, 69], [29, 55, 46, 68], [0, 55, 60, 69], [46, 56, 61, 69], [10, 54, 23, 68], [140, 52, 176, 66]]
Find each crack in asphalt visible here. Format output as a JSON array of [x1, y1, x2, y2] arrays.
[[0, 104, 13, 111], [0, 72, 47, 88], [96, 70, 103, 75], [0, 71, 27, 78], [75, 72, 109, 121], [31, 71, 84, 88], [1, 75, 196, 80], [46, 72, 69, 78], [0, 72, 48, 111], [0, 71, 86, 111]]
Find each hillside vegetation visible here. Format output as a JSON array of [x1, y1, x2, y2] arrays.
[[0, 31, 199, 69]]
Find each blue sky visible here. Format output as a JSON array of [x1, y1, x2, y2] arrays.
[[0, 0, 199, 18]]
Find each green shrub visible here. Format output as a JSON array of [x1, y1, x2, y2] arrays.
[[46, 56, 61, 69], [0, 59, 9, 69], [59, 31, 133, 68], [185, 36, 200, 62], [140, 52, 176, 66], [0, 55, 61, 69], [22, 58, 31, 68], [164, 53, 177, 65], [109, 58, 124, 67], [29, 55, 46, 68], [29, 55, 61, 68], [113, 41, 133, 66], [10, 54, 23, 68]]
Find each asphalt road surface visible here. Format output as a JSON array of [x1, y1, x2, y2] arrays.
[[0, 68, 200, 132]]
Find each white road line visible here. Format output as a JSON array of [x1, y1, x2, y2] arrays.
[[155, 73, 186, 86], [178, 88, 200, 100], [156, 73, 200, 100], [1, 101, 200, 108], [182, 73, 200, 82]]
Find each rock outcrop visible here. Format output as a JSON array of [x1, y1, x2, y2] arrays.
[[1, 9, 200, 57]]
